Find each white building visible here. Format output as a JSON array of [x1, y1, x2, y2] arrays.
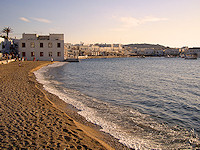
[[0, 39, 11, 53], [186, 47, 200, 58], [18, 33, 64, 61], [97, 44, 123, 56], [0, 38, 19, 55], [0, 41, 3, 53], [64, 43, 77, 58], [90, 45, 100, 56]]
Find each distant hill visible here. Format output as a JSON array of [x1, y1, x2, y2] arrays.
[[124, 43, 168, 50]]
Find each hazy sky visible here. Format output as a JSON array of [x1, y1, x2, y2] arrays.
[[1, 0, 200, 47]]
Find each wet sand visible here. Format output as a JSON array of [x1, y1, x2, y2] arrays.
[[0, 61, 128, 149]]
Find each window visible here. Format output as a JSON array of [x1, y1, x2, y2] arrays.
[[57, 52, 61, 57], [40, 52, 44, 57], [49, 52, 52, 57], [40, 43, 43, 48], [22, 52, 26, 57], [30, 42, 35, 48], [22, 43, 26, 48], [48, 42, 52, 48], [31, 52, 35, 57], [57, 43, 61, 48]]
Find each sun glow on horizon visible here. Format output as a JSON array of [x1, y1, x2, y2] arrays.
[[1, 0, 200, 48]]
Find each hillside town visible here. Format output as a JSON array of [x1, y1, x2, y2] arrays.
[[64, 43, 198, 59], [1, 29, 200, 62]]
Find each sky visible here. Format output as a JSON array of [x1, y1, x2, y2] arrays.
[[1, 0, 200, 47]]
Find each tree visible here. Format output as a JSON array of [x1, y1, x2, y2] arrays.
[[2, 27, 12, 39]]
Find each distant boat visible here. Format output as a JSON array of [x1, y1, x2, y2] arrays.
[[137, 55, 145, 58], [65, 58, 79, 62], [185, 54, 198, 60], [165, 55, 176, 58]]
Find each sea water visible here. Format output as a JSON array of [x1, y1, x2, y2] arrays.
[[34, 57, 200, 149]]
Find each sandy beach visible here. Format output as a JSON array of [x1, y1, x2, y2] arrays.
[[0, 61, 128, 150]]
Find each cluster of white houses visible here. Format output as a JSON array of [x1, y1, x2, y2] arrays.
[[1, 33, 200, 61], [65, 43, 124, 58], [65, 44, 200, 58]]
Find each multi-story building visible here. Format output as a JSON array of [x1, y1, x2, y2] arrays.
[[18, 33, 64, 61], [64, 43, 79, 58], [90, 45, 100, 56]]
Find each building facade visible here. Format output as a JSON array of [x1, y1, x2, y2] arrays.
[[18, 33, 64, 61]]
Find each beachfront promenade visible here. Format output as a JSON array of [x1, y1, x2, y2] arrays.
[[0, 61, 127, 149]]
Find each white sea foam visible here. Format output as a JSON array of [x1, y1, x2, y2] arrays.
[[34, 62, 67, 84], [34, 62, 199, 149]]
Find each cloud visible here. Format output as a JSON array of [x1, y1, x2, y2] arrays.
[[19, 17, 30, 22], [111, 16, 168, 31], [120, 17, 140, 27], [141, 16, 168, 23], [32, 17, 51, 23], [19, 17, 52, 24], [110, 28, 128, 32], [120, 16, 168, 27]]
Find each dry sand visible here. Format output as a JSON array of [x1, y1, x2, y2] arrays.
[[0, 61, 129, 150]]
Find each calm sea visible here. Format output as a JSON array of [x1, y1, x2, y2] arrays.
[[35, 57, 200, 149]]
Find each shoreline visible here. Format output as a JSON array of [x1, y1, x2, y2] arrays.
[[0, 61, 129, 149]]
